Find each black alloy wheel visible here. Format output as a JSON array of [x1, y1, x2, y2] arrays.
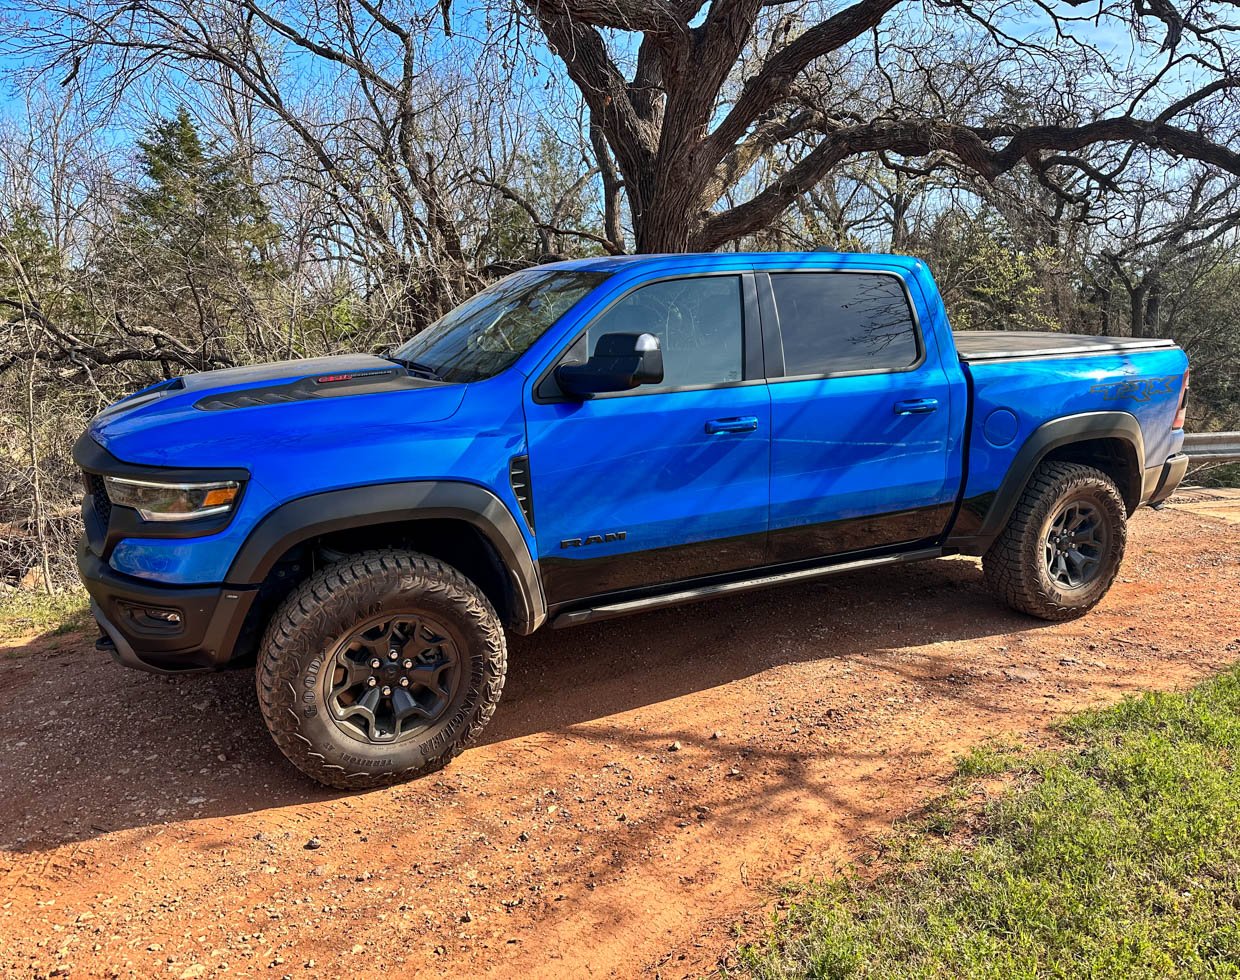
[[1043, 498, 1109, 591], [983, 460, 1128, 621], [257, 550, 506, 789], [324, 613, 462, 744]]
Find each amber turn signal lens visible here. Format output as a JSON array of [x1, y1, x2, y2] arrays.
[[202, 486, 240, 508]]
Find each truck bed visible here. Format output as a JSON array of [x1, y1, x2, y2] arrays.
[[955, 331, 1177, 362]]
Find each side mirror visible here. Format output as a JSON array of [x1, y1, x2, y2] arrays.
[[555, 332, 664, 397]]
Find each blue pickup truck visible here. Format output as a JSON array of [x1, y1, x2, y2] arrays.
[[75, 252, 1190, 787]]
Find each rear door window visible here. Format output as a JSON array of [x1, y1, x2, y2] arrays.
[[770, 273, 920, 376]]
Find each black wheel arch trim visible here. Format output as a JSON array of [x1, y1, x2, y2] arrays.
[[947, 410, 1145, 556], [226, 481, 546, 634]]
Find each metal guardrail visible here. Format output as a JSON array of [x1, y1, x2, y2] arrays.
[[1183, 432, 1240, 462]]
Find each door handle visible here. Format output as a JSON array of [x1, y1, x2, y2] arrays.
[[705, 416, 760, 434], [893, 398, 939, 415]]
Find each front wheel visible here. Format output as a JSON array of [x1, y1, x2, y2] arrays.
[[257, 550, 507, 789], [983, 461, 1128, 621]]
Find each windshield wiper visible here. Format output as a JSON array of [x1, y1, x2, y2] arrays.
[[384, 353, 444, 381]]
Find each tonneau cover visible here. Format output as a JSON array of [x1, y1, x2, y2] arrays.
[[955, 330, 1177, 362]]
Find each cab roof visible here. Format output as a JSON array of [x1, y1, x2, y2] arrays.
[[540, 251, 927, 276]]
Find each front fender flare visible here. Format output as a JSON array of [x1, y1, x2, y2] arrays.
[[226, 481, 546, 634]]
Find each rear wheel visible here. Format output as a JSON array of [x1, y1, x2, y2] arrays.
[[257, 550, 506, 789], [982, 461, 1127, 621]]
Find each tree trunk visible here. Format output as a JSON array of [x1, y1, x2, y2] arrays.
[[1142, 278, 1162, 338], [636, 208, 695, 252], [25, 350, 53, 595], [631, 159, 704, 253], [1129, 283, 1147, 338]]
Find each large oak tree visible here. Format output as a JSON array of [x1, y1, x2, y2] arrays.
[[5, 0, 1238, 262], [516, 0, 1240, 252]]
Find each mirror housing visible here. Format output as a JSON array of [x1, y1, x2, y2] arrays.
[[555, 332, 664, 397]]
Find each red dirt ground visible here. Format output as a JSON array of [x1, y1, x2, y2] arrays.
[[1, 502, 1237, 979]]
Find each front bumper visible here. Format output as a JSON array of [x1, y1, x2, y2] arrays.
[[79, 537, 256, 673], [1143, 452, 1190, 508]]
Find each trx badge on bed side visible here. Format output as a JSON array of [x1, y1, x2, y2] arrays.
[[1089, 375, 1178, 402]]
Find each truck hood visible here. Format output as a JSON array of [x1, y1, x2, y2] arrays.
[[89, 354, 468, 470]]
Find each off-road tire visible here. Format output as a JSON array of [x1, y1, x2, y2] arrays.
[[257, 549, 506, 789], [982, 461, 1127, 621]]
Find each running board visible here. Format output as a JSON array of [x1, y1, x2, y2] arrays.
[[550, 546, 943, 629]]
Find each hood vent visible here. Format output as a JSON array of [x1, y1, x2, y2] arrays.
[[195, 369, 438, 411]]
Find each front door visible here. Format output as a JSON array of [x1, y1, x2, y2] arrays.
[[524, 273, 771, 606]]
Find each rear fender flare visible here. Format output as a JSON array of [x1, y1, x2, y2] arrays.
[[227, 481, 546, 634], [950, 411, 1144, 555]]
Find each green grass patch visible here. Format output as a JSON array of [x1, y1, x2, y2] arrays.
[[732, 667, 1240, 978], [0, 588, 90, 641], [953, 740, 1028, 779]]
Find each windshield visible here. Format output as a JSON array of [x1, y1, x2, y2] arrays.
[[392, 269, 609, 383]]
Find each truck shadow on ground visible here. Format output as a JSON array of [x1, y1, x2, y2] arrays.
[[1, 556, 1061, 851]]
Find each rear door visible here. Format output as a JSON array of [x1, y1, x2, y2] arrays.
[[760, 269, 956, 562], [523, 272, 771, 606]]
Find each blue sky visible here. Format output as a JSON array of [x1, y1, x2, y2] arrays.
[[0, 0, 1218, 204], [0, 0, 1179, 132]]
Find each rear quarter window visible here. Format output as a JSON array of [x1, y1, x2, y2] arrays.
[[770, 272, 920, 376]]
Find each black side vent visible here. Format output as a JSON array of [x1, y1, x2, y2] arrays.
[[509, 455, 535, 532]]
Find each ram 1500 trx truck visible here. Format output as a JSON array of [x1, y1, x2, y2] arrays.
[[75, 252, 1190, 787]]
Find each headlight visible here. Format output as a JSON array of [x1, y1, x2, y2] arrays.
[[103, 476, 240, 522]]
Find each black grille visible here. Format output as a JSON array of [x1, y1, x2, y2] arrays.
[[509, 455, 534, 532], [85, 472, 112, 526]]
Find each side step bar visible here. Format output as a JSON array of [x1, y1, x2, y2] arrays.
[[551, 546, 943, 629]]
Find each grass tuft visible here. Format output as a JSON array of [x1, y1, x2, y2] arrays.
[[0, 588, 90, 642], [732, 666, 1240, 979], [954, 740, 1027, 779]]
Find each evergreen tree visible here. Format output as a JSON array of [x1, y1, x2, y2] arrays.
[[95, 107, 281, 361], [0, 208, 62, 313]]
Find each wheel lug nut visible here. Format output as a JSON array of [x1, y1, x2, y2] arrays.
[[388, 651, 398, 660], [370, 658, 381, 669], [367, 677, 378, 687], [382, 686, 392, 696], [403, 659, 413, 669], [399, 677, 410, 688]]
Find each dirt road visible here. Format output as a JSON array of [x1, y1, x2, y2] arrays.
[[2, 503, 1237, 979]]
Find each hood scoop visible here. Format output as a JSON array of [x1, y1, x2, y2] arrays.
[[194, 367, 440, 412]]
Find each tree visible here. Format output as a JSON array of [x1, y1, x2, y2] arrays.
[[477, 122, 617, 265], [514, 0, 1240, 253], [3, 0, 570, 326], [0, 208, 62, 312], [124, 108, 278, 271], [93, 107, 281, 366], [1083, 168, 1240, 339]]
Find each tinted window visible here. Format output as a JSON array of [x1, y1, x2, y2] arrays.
[[584, 276, 743, 389], [770, 273, 919, 375], [394, 269, 608, 383]]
